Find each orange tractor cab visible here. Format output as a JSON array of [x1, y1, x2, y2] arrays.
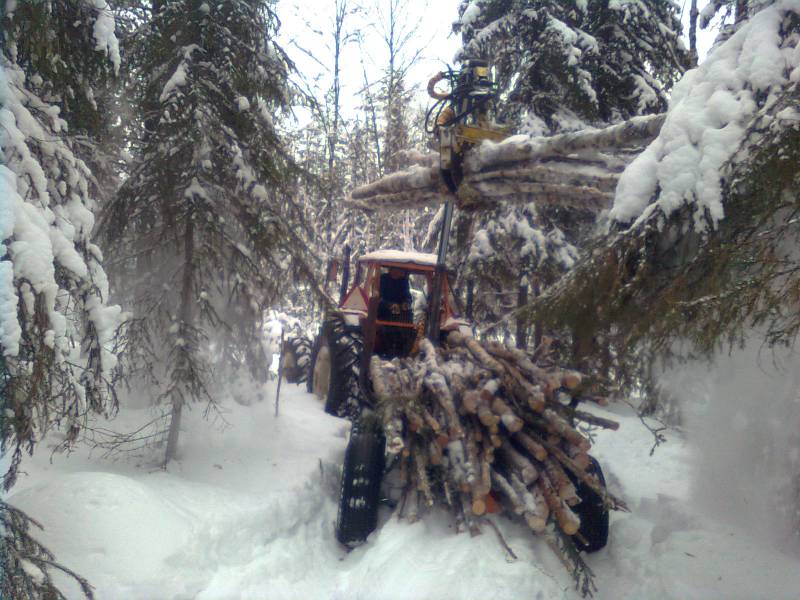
[[340, 250, 469, 354], [308, 249, 470, 420]]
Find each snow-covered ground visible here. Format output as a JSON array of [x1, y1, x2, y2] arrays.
[[9, 379, 800, 600]]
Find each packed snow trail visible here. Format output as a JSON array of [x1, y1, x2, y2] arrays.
[[9, 381, 800, 599]]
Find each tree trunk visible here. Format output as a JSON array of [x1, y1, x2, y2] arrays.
[[689, 0, 699, 67], [165, 216, 195, 466], [516, 282, 528, 349], [164, 398, 182, 466], [360, 58, 382, 176], [735, 0, 748, 24], [572, 320, 595, 372], [466, 278, 474, 322]]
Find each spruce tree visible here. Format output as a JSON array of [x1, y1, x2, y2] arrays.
[[455, 0, 688, 133], [1, 1, 121, 596], [532, 0, 800, 381], [1, 0, 121, 490], [106, 0, 313, 463], [450, 0, 688, 348]]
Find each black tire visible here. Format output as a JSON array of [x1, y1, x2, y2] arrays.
[[570, 456, 610, 553], [282, 335, 311, 384], [306, 326, 324, 395], [309, 313, 366, 419], [336, 413, 385, 547]]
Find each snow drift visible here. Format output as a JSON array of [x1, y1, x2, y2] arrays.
[[9, 380, 800, 599]]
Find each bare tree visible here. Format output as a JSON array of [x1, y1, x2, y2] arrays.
[[373, 0, 425, 174], [689, 0, 700, 66]]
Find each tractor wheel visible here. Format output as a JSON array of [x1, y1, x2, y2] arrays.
[[308, 327, 331, 399], [281, 335, 311, 384], [309, 314, 365, 419], [571, 456, 610, 553], [306, 326, 324, 395], [336, 413, 385, 547]]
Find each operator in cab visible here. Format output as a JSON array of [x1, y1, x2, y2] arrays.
[[378, 267, 413, 323]]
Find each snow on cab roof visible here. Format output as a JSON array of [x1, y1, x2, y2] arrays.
[[359, 249, 438, 266]]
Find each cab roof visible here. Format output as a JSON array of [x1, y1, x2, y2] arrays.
[[358, 249, 438, 268]]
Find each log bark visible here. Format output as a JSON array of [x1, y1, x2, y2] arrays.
[[461, 493, 482, 537], [499, 440, 539, 485], [538, 473, 580, 536], [498, 359, 546, 413], [533, 432, 628, 511], [544, 457, 579, 506], [429, 439, 443, 466], [464, 114, 666, 172], [541, 409, 591, 451], [492, 397, 524, 433], [448, 331, 505, 375], [420, 339, 464, 439], [415, 450, 434, 507], [513, 431, 548, 462], [486, 343, 561, 397]]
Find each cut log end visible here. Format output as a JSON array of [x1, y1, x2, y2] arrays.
[[561, 371, 582, 390], [526, 514, 547, 533], [472, 497, 487, 516], [556, 508, 580, 536]]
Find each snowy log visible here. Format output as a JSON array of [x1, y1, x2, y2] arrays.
[[491, 469, 527, 516], [346, 114, 665, 213], [538, 472, 580, 536], [465, 114, 665, 173], [348, 165, 443, 212], [509, 472, 548, 533], [499, 440, 539, 485]]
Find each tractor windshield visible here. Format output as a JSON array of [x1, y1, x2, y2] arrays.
[[374, 268, 431, 358]]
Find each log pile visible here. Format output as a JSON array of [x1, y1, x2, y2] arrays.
[[368, 332, 626, 596]]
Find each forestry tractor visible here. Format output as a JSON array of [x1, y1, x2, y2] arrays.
[[305, 249, 472, 546], [299, 58, 611, 560]]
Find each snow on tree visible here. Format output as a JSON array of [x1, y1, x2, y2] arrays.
[[0, 1, 122, 491], [2, 0, 122, 196], [454, 0, 688, 134], [0, 498, 95, 599], [1, 2, 122, 595], [105, 0, 317, 464], [699, 0, 765, 30], [431, 0, 689, 346], [533, 0, 800, 382]]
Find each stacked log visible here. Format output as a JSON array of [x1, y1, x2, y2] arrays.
[[368, 332, 625, 595]]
